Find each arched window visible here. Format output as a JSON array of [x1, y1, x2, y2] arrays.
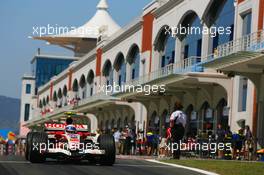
[[72, 79, 79, 98], [216, 98, 228, 129], [161, 109, 169, 129], [114, 53, 126, 86], [57, 88, 63, 107], [127, 45, 140, 80], [102, 60, 113, 87], [63, 85, 67, 97], [53, 91, 57, 102], [43, 98, 46, 107], [200, 102, 213, 132], [79, 75, 86, 99], [185, 105, 197, 136], [111, 119, 115, 129], [154, 26, 176, 68], [208, 0, 235, 52], [87, 70, 95, 97], [46, 96, 49, 105], [149, 111, 159, 130], [63, 85, 68, 106], [180, 12, 203, 59], [117, 118, 121, 129], [39, 100, 43, 108]]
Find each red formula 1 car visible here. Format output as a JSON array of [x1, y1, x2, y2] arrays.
[[25, 113, 115, 165]]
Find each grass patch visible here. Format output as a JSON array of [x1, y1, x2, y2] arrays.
[[162, 159, 264, 175]]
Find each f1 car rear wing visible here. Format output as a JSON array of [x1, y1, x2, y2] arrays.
[[44, 123, 88, 132]]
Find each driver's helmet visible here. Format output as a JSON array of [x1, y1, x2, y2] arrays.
[[65, 125, 77, 134]]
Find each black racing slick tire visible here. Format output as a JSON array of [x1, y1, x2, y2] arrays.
[[25, 132, 33, 161], [98, 134, 116, 166], [28, 132, 48, 163]]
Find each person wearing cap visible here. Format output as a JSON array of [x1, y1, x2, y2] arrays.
[[170, 102, 186, 159]]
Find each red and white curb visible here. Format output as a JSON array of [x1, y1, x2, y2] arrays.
[[146, 159, 219, 175]]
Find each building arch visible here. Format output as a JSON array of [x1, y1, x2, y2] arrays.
[[79, 74, 86, 89], [154, 25, 176, 68], [202, 0, 230, 27], [39, 100, 43, 108], [203, 0, 235, 53], [58, 88, 62, 99], [53, 91, 57, 102], [114, 52, 126, 85], [72, 79, 79, 93], [43, 98, 46, 107], [79, 74, 87, 99], [185, 104, 196, 136], [177, 10, 203, 60], [102, 59, 113, 86], [87, 70, 95, 97], [160, 109, 169, 129], [46, 96, 49, 105], [127, 44, 140, 80], [148, 111, 159, 131], [117, 117, 121, 129], [111, 119, 115, 129], [216, 98, 228, 129], [63, 85, 67, 97], [199, 101, 213, 134]]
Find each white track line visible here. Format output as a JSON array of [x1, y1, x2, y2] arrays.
[[0, 161, 29, 164], [146, 159, 219, 175]]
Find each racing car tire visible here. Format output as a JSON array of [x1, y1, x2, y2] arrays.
[[98, 134, 116, 166], [29, 132, 48, 163], [25, 132, 33, 161]]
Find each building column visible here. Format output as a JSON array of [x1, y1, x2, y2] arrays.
[[257, 74, 264, 146], [201, 25, 212, 60], [175, 37, 182, 64], [126, 63, 131, 83]]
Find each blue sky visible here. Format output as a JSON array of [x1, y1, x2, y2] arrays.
[[0, 0, 150, 99]]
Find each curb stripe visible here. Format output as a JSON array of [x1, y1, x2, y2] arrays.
[[146, 159, 219, 175]]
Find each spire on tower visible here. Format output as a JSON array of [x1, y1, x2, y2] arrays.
[[97, 0, 108, 10]]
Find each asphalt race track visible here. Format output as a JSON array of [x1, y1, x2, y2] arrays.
[[0, 155, 207, 175]]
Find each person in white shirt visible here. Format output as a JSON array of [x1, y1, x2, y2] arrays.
[[170, 102, 186, 159], [113, 128, 121, 155]]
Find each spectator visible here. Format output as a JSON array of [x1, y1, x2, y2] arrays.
[[146, 130, 154, 156], [216, 124, 225, 159], [152, 130, 159, 156], [113, 128, 121, 155], [124, 126, 131, 155], [170, 102, 186, 159], [166, 126, 172, 157], [137, 130, 144, 155], [244, 125, 254, 160], [232, 128, 245, 160], [159, 125, 167, 157], [131, 129, 137, 155], [223, 126, 233, 160], [120, 128, 126, 154]]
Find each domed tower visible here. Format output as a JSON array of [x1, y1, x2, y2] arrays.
[[33, 0, 120, 56]]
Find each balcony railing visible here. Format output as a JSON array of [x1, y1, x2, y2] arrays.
[[204, 30, 264, 62], [77, 92, 112, 106], [120, 56, 203, 90]]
